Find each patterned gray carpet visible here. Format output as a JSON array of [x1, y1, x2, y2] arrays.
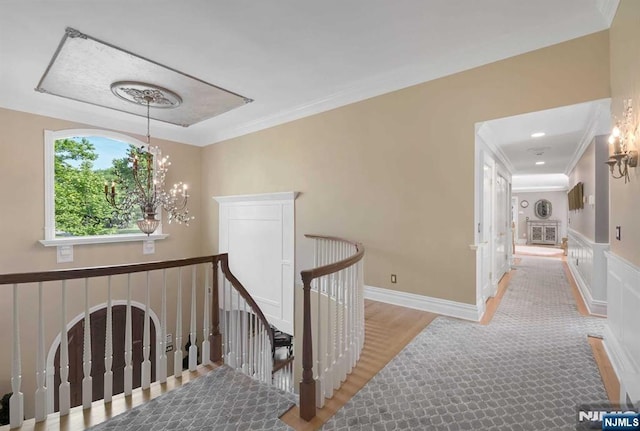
[[324, 257, 608, 430], [88, 365, 294, 431]]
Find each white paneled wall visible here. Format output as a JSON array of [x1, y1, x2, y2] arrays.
[[567, 229, 608, 315], [604, 252, 640, 406]]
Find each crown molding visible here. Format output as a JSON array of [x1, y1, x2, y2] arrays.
[[476, 123, 516, 175], [564, 101, 609, 176], [596, 0, 620, 27], [512, 185, 569, 193]]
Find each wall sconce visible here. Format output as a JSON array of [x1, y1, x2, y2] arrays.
[[606, 99, 638, 183]]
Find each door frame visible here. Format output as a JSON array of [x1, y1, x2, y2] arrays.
[[46, 301, 160, 413]]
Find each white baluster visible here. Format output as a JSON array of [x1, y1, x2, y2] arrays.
[[266, 326, 272, 380], [59, 280, 70, 416], [82, 279, 93, 409], [226, 278, 233, 366], [174, 268, 183, 378], [104, 276, 113, 403], [248, 309, 254, 377], [141, 272, 151, 389], [335, 268, 343, 388], [124, 274, 133, 395], [158, 269, 167, 383], [10, 284, 24, 428], [222, 274, 228, 362], [332, 251, 340, 390], [349, 261, 356, 370], [242, 300, 248, 373], [316, 239, 325, 408], [359, 259, 365, 352], [35, 282, 47, 422], [188, 266, 198, 371], [236, 296, 242, 369], [202, 266, 211, 365], [324, 274, 332, 399]]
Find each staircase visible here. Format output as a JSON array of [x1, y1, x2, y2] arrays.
[[0, 234, 366, 429]]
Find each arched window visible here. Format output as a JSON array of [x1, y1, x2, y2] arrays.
[[41, 129, 168, 248]]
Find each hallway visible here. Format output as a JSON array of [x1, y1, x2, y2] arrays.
[[324, 256, 608, 430]]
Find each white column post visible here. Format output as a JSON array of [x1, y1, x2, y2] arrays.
[[82, 279, 93, 409], [141, 272, 152, 389], [174, 268, 183, 378], [10, 284, 24, 428], [104, 276, 113, 403], [188, 266, 198, 371], [202, 266, 211, 365], [158, 269, 168, 383], [35, 282, 47, 422], [124, 274, 133, 395], [59, 280, 70, 416]]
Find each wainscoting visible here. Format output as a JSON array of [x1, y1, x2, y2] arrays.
[[603, 252, 640, 405], [567, 228, 608, 316]]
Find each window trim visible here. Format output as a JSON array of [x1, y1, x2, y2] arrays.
[[40, 128, 168, 247]]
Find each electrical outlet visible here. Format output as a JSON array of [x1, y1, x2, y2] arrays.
[[391, 274, 397, 283]]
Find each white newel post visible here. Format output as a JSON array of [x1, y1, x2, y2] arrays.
[[59, 280, 70, 416], [104, 276, 113, 403], [10, 284, 24, 428], [141, 272, 152, 389], [35, 282, 47, 422], [82, 279, 93, 409], [188, 266, 198, 371]]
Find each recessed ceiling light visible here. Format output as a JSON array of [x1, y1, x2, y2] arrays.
[[531, 132, 546, 138], [536, 161, 545, 165]]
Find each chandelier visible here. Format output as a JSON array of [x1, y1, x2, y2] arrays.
[[104, 82, 194, 235], [606, 99, 639, 183]]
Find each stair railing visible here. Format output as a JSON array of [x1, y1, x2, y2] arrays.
[[0, 253, 274, 429], [299, 234, 365, 421]]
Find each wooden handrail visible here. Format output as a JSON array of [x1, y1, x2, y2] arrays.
[[300, 235, 364, 283], [217, 254, 275, 351], [0, 253, 275, 381], [0, 256, 216, 285], [299, 234, 365, 421]]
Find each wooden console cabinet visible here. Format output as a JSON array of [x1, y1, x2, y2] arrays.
[[527, 220, 559, 245]]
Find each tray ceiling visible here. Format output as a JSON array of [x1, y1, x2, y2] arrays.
[[0, 1, 618, 146]]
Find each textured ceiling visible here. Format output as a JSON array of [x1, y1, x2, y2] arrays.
[[0, 0, 618, 146]]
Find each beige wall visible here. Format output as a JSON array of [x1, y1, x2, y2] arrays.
[[0, 108, 205, 416], [609, 0, 640, 266], [569, 139, 597, 240], [201, 31, 610, 304], [568, 135, 610, 243]]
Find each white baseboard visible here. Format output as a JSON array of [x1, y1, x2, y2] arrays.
[[364, 285, 482, 322], [566, 261, 607, 316], [603, 324, 640, 405]]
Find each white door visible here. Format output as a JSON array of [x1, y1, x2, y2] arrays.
[[494, 174, 509, 284], [215, 192, 297, 335], [480, 160, 494, 300]]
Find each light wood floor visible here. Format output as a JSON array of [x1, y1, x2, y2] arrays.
[[280, 300, 438, 431]]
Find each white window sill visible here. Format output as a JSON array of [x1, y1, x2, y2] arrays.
[[39, 233, 169, 247]]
